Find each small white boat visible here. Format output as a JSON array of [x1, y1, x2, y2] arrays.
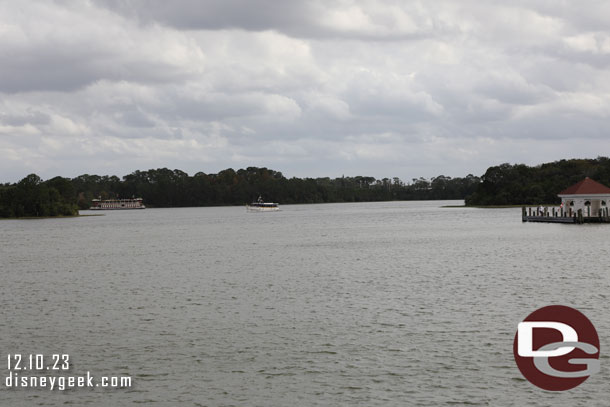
[[246, 196, 279, 212]]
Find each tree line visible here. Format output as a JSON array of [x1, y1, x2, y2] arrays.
[[1, 167, 480, 217], [6, 157, 603, 217], [0, 174, 79, 218], [466, 157, 610, 205]]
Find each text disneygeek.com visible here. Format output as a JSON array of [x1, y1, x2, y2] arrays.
[[4, 354, 132, 391]]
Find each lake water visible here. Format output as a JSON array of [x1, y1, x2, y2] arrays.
[[0, 201, 608, 406]]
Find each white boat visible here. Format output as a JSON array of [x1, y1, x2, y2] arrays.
[[90, 197, 146, 210], [246, 196, 279, 212]]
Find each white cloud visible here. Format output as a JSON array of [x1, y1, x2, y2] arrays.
[[2, 0, 610, 182]]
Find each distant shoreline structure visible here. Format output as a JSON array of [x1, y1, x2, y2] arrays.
[[90, 198, 146, 210], [522, 178, 610, 224]]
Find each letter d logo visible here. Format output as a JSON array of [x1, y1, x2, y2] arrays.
[[517, 322, 577, 357], [513, 305, 600, 391]]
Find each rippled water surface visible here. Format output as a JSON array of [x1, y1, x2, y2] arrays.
[[1, 201, 609, 406]]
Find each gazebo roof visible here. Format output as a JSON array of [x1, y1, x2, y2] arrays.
[[558, 177, 610, 195]]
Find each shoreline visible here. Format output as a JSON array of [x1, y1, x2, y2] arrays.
[[0, 214, 104, 220]]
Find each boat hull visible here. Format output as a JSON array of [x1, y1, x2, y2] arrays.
[[246, 205, 279, 212]]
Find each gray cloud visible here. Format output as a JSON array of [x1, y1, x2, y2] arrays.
[[2, 0, 610, 182], [100, 0, 445, 41], [102, 0, 315, 32]]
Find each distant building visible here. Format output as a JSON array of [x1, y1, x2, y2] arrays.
[[558, 177, 610, 217]]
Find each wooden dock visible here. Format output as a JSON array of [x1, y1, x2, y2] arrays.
[[522, 206, 610, 224]]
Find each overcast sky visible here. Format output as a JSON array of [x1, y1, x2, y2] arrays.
[[2, 0, 610, 182]]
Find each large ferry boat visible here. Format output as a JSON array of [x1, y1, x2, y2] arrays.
[[246, 196, 279, 212], [90, 198, 146, 210]]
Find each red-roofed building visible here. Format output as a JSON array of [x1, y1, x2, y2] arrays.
[[558, 177, 610, 217]]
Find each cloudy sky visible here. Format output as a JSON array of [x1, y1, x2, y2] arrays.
[[2, 0, 610, 182]]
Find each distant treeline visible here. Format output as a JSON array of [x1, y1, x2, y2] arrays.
[[72, 168, 480, 208], [0, 174, 79, 218], [1, 167, 480, 217], [466, 157, 610, 205], [6, 157, 603, 217]]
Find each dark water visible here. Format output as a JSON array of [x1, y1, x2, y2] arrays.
[[0, 201, 608, 406]]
